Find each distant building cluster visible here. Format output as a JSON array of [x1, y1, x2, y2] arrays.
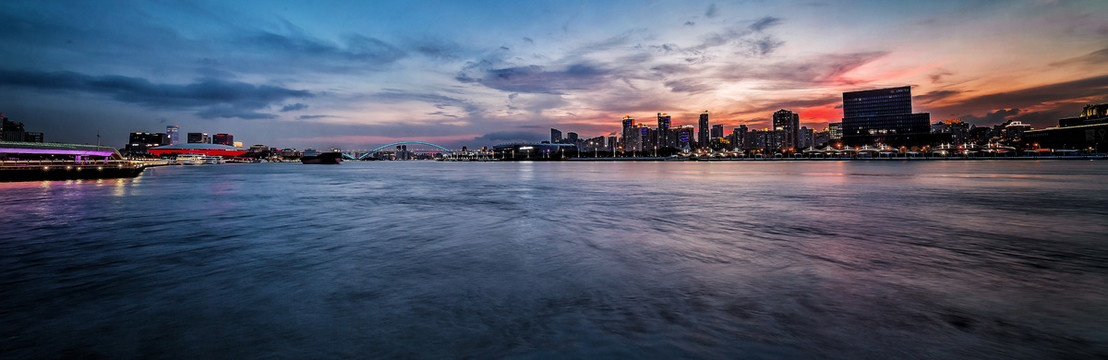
[[126, 126, 243, 157], [548, 86, 1108, 157], [2, 114, 45, 143]]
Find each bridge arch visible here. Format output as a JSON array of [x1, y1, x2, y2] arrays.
[[358, 141, 454, 159]]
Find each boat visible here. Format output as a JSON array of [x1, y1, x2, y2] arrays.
[[202, 155, 224, 164], [301, 149, 342, 164], [176, 154, 204, 165]]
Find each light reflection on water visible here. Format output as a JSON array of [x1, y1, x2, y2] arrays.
[[1, 161, 1107, 359]]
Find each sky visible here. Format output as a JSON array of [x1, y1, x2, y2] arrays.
[[1, 0, 1106, 150]]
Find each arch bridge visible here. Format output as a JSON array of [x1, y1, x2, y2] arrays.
[[343, 141, 454, 160]]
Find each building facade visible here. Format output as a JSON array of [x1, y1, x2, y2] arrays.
[[841, 86, 930, 146], [187, 132, 210, 144]]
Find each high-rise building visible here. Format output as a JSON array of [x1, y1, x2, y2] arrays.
[[829, 122, 843, 141], [126, 132, 169, 155], [698, 111, 709, 148], [656, 113, 671, 148], [621, 116, 635, 150], [550, 128, 563, 143], [213, 133, 233, 146], [711, 124, 724, 139], [675, 125, 695, 150], [166, 125, 180, 145], [772, 109, 800, 150], [187, 132, 210, 144], [732, 125, 748, 150], [841, 86, 931, 146], [566, 132, 579, 145]]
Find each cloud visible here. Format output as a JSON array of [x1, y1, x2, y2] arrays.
[[471, 131, 546, 143], [916, 90, 961, 104], [718, 51, 889, 88], [750, 16, 781, 32], [243, 32, 405, 70], [1050, 46, 1108, 67], [281, 103, 309, 112], [960, 108, 1020, 124], [929, 69, 954, 83], [705, 4, 719, 18], [457, 63, 612, 94], [940, 74, 1108, 112], [0, 69, 311, 119], [297, 114, 332, 120]]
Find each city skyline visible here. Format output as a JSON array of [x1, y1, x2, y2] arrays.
[[1, 0, 1106, 149]]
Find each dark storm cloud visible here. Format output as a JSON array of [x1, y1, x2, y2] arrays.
[[457, 63, 612, 94], [0, 70, 311, 119], [281, 103, 310, 112]]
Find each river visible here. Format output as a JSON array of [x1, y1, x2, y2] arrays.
[[2, 160, 1106, 358]]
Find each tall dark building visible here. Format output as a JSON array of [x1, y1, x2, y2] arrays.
[[126, 132, 169, 155], [841, 86, 930, 146], [621, 116, 635, 150], [698, 111, 709, 148], [187, 132, 210, 144], [772, 109, 800, 150], [550, 128, 563, 143], [566, 132, 579, 144], [711, 124, 724, 139], [656, 113, 671, 148], [213, 133, 233, 146]]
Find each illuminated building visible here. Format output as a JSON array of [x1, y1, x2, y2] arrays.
[[621, 116, 635, 150], [126, 132, 169, 155], [698, 111, 709, 148], [657, 113, 671, 148], [166, 125, 180, 145], [1059, 103, 1108, 127], [841, 86, 930, 146], [550, 128, 562, 143], [187, 132, 210, 144], [1024, 103, 1108, 151], [674, 125, 694, 150], [147, 143, 247, 157], [213, 133, 233, 146], [829, 122, 843, 140], [773, 109, 800, 149]]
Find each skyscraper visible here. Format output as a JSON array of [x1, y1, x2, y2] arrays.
[[166, 125, 179, 145], [698, 111, 709, 148], [566, 132, 579, 144], [656, 113, 671, 149], [772, 109, 800, 150], [841, 86, 931, 146], [621, 116, 635, 150], [550, 128, 563, 143]]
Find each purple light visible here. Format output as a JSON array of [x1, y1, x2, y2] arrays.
[[0, 148, 115, 157]]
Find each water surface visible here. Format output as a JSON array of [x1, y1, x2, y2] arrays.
[[2, 161, 1106, 358]]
